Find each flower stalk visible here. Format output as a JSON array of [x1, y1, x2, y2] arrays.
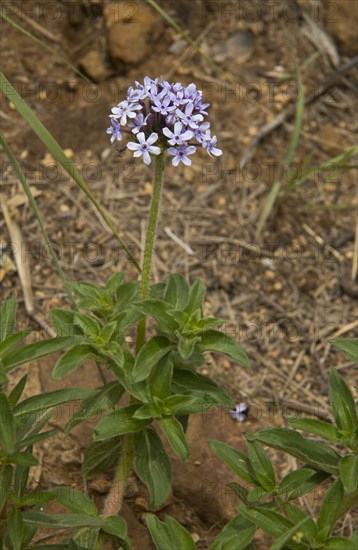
[[136, 150, 165, 353]]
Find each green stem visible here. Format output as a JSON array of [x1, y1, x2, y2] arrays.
[[136, 152, 165, 353], [101, 434, 133, 516]]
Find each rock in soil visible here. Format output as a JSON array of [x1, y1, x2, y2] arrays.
[[104, 1, 163, 65]]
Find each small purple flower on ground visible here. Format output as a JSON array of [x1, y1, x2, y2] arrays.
[[107, 77, 222, 166], [228, 403, 249, 422]]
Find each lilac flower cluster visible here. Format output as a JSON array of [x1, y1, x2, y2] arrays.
[[107, 77, 222, 166]]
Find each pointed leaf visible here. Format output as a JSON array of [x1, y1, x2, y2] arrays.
[[0, 330, 31, 359], [0, 390, 15, 454], [270, 517, 312, 550], [164, 273, 190, 309], [132, 335, 171, 382], [247, 441, 275, 490], [14, 388, 95, 417], [82, 437, 122, 477], [197, 330, 250, 367], [0, 292, 16, 340], [48, 487, 98, 516], [93, 405, 150, 441], [8, 508, 24, 550], [209, 440, 256, 484], [249, 428, 340, 473], [3, 337, 72, 372], [317, 478, 344, 539], [185, 279, 206, 316], [238, 505, 293, 538], [149, 355, 173, 400], [288, 418, 340, 442], [22, 512, 106, 529], [330, 338, 358, 364], [8, 374, 28, 407], [165, 516, 196, 550], [134, 428, 171, 509], [52, 345, 98, 380], [133, 300, 179, 333], [339, 455, 358, 492], [329, 368, 357, 436], [158, 416, 189, 462]]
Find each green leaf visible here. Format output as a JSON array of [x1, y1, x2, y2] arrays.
[[325, 537, 357, 549], [288, 418, 340, 442], [269, 516, 312, 550], [72, 312, 101, 339], [329, 368, 358, 436], [72, 527, 100, 549], [50, 309, 77, 337], [197, 330, 250, 368], [164, 273, 190, 310], [18, 429, 57, 450], [52, 345, 98, 380], [247, 441, 275, 491], [145, 514, 172, 550], [278, 468, 319, 498], [102, 515, 128, 540], [13, 491, 56, 507], [158, 416, 189, 462], [172, 370, 233, 409], [165, 515, 197, 550], [8, 508, 24, 550], [65, 383, 125, 433], [14, 388, 95, 417], [48, 487, 98, 516], [3, 337, 72, 373], [134, 428, 171, 509], [317, 478, 344, 539], [0, 292, 16, 340], [238, 505, 292, 539], [184, 279, 206, 316], [0, 390, 15, 454], [93, 405, 151, 441], [132, 335, 171, 382], [339, 455, 358, 492], [133, 300, 179, 333], [8, 374, 28, 407], [209, 515, 256, 550], [249, 428, 340, 473], [0, 330, 31, 359], [0, 464, 13, 510], [82, 437, 122, 477], [145, 514, 196, 550], [209, 440, 256, 484], [163, 394, 203, 415], [7, 451, 38, 466], [227, 482, 249, 504], [22, 512, 107, 529], [149, 355, 173, 400], [330, 338, 358, 364]]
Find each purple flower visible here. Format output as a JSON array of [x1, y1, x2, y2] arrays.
[[228, 403, 248, 422], [176, 103, 203, 129], [111, 100, 141, 126], [168, 144, 196, 166], [163, 122, 194, 146], [127, 132, 161, 165], [106, 117, 122, 143], [151, 92, 177, 116], [203, 134, 222, 157], [107, 77, 222, 166]]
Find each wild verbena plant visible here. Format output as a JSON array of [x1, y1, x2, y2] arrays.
[[1, 76, 357, 549]]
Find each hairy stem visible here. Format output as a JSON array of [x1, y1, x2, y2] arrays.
[[136, 151, 165, 353], [102, 434, 133, 517]]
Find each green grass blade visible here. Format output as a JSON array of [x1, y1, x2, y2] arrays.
[[1, 12, 89, 82], [255, 70, 304, 238], [0, 72, 140, 271], [0, 134, 77, 308]]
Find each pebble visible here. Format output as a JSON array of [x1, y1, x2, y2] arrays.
[[104, 2, 163, 65], [79, 49, 110, 82], [212, 30, 255, 64]]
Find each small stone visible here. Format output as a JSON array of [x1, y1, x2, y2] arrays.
[[212, 30, 255, 64], [317, 123, 344, 155], [79, 49, 110, 82], [324, 0, 358, 56], [144, 182, 152, 193], [191, 533, 200, 543], [104, 1, 163, 65]]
